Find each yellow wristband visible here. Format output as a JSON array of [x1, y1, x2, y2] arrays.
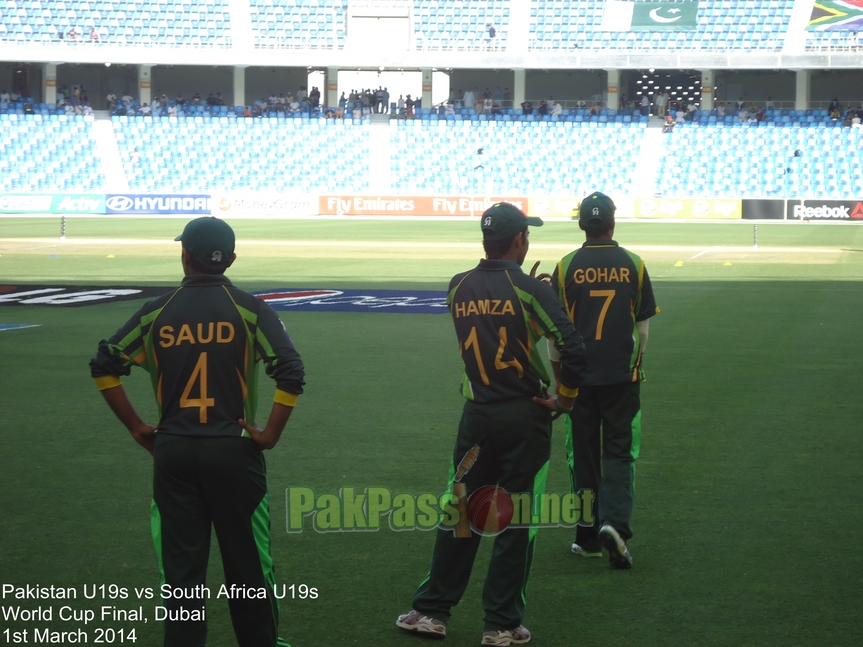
[[93, 375, 122, 391], [274, 389, 298, 407]]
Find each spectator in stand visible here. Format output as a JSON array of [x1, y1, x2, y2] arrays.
[[106, 91, 116, 110], [288, 95, 300, 113], [83, 103, 93, 116], [23, 101, 34, 115], [463, 87, 475, 111], [445, 101, 455, 116], [68, 27, 78, 41], [486, 23, 496, 49], [90, 27, 99, 42], [736, 96, 745, 110], [58, 27, 64, 41], [830, 106, 841, 121], [641, 94, 649, 116], [215, 92, 224, 106], [656, 91, 668, 117], [121, 91, 133, 105], [397, 95, 405, 114], [852, 110, 861, 127], [738, 106, 750, 123], [140, 103, 151, 116], [64, 102, 75, 115], [662, 114, 675, 133], [503, 88, 511, 108], [406, 94, 414, 117], [335, 105, 345, 119], [577, 96, 586, 108], [686, 100, 697, 119], [168, 103, 178, 117], [755, 108, 765, 122], [494, 87, 502, 103], [339, 92, 347, 111], [675, 107, 686, 124], [383, 87, 390, 114], [765, 96, 774, 109], [552, 99, 563, 117], [538, 100, 548, 116], [297, 86, 307, 102], [10, 90, 20, 101], [1, 89, 10, 102], [828, 96, 840, 115], [176, 93, 185, 106], [351, 104, 361, 120], [130, 148, 140, 164], [159, 94, 169, 110], [73, 103, 83, 116], [589, 102, 601, 116], [717, 102, 726, 117], [521, 100, 532, 115], [191, 93, 202, 105], [309, 86, 321, 109], [206, 93, 216, 106], [483, 95, 493, 114]]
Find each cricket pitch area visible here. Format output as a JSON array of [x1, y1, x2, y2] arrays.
[[1, 216, 861, 647]]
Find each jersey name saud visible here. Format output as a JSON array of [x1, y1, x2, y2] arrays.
[[158, 322, 237, 347]]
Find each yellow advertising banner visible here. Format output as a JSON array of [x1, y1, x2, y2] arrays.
[[635, 198, 742, 219]]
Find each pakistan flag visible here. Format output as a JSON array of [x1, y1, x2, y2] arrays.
[[602, 2, 699, 31]]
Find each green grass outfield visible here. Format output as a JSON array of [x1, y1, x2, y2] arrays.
[[1, 217, 862, 646]]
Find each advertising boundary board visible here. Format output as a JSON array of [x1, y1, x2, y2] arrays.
[[105, 194, 211, 215], [742, 200, 785, 220], [635, 198, 742, 220], [211, 193, 317, 218], [319, 195, 530, 216], [0, 194, 105, 214], [786, 199, 863, 221]]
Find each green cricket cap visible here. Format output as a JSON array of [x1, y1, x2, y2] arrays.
[[481, 202, 543, 241], [174, 217, 235, 265], [579, 192, 616, 228]]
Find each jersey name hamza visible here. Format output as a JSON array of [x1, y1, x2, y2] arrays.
[[452, 299, 517, 318]]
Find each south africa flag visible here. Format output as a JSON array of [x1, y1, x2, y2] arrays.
[[807, 0, 863, 30]]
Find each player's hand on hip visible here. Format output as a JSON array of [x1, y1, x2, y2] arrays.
[[131, 423, 157, 456], [529, 261, 552, 286], [240, 418, 278, 450]]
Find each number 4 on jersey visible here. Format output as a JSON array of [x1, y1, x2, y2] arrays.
[[180, 352, 215, 423]]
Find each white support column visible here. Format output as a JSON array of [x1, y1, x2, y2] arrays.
[[233, 65, 246, 108], [700, 69, 714, 110], [327, 66, 338, 109], [421, 68, 432, 109], [138, 64, 151, 106], [513, 68, 526, 108], [795, 69, 810, 111], [606, 69, 620, 110], [43, 63, 58, 106]]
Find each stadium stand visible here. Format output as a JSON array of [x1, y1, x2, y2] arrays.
[[414, 0, 509, 50], [250, 0, 347, 49], [389, 110, 645, 195], [112, 114, 371, 192], [656, 119, 863, 198], [0, 113, 105, 191], [529, 0, 795, 52], [0, 0, 232, 47]]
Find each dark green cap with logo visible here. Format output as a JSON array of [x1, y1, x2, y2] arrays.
[[579, 192, 616, 229], [175, 217, 235, 265], [481, 202, 543, 241]]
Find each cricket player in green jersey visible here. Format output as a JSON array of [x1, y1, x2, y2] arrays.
[[550, 192, 659, 569], [90, 217, 304, 647], [398, 203, 586, 646]]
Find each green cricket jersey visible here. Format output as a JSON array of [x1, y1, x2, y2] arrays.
[[90, 274, 304, 437], [552, 240, 658, 386], [448, 258, 586, 403]]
